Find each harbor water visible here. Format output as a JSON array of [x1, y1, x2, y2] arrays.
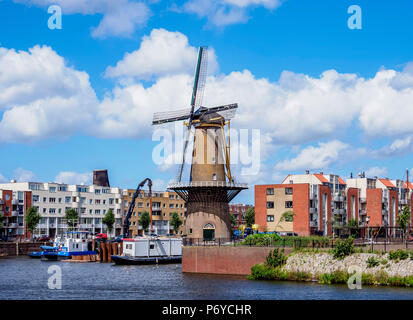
[[1, 257, 412, 300]]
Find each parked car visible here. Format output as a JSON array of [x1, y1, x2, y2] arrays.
[[38, 236, 50, 241], [279, 232, 298, 237], [96, 233, 107, 240], [111, 235, 124, 243]]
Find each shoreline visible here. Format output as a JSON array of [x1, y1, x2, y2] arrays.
[[249, 250, 413, 288]]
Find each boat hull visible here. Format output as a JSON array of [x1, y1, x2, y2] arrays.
[[111, 255, 182, 265], [41, 251, 97, 261], [28, 252, 43, 258]]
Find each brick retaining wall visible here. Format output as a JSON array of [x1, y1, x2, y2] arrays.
[[0, 242, 51, 256], [182, 246, 293, 275]]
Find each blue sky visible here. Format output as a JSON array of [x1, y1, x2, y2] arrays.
[[1, 0, 413, 204]]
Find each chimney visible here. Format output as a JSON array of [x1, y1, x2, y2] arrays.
[[93, 170, 110, 187]]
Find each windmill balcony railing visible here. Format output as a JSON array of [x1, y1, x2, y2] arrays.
[[168, 181, 248, 189]]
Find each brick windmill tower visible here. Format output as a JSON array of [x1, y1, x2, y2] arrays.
[[152, 47, 248, 240]]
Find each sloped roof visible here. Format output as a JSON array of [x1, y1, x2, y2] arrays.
[[378, 179, 396, 188], [314, 174, 329, 183], [338, 177, 346, 185], [404, 182, 413, 189]]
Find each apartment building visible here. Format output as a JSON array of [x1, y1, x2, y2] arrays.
[[228, 203, 253, 228], [255, 172, 349, 236], [0, 189, 32, 239], [122, 189, 186, 236], [0, 181, 123, 238]]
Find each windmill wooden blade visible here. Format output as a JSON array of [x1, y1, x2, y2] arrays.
[[177, 126, 192, 182], [152, 108, 191, 125], [190, 47, 208, 115], [201, 103, 238, 121]]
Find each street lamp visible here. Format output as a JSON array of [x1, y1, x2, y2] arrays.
[[365, 216, 370, 243]]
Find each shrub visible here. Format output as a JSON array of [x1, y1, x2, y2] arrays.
[[248, 264, 276, 280], [381, 259, 388, 265], [389, 249, 409, 261], [265, 248, 287, 268], [289, 271, 311, 281], [332, 237, 354, 259], [366, 256, 380, 268], [318, 270, 348, 284], [242, 233, 281, 246]]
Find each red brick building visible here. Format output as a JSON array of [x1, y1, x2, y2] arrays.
[[228, 203, 253, 228]]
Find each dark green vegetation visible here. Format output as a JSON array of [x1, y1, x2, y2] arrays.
[[332, 237, 354, 259], [241, 234, 330, 248]]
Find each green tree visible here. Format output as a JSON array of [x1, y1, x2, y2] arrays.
[[230, 214, 237, 228], [64, 208, 78, 230], [103, 209, 115, 235], [245, 207, 255, 227], [25, 206, 41, 239], [139, 211, 151, 234], [397, 205, 411, 239], [170, 212, 183, 234], [275, 210, 296, 230]]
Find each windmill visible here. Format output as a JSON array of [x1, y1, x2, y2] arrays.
[[152, 46, 248, 240]]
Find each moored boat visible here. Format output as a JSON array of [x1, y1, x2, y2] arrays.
[[41, 231, 97, 261], [111, 236, 182, 265]]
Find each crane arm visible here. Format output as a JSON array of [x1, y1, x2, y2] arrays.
[[123, 178, 152, 238]]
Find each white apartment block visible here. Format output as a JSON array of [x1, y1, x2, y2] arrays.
[[0, 181, 123, 237]]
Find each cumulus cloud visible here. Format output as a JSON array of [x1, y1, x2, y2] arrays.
[[179, 0, 283, 26], [365, 166, 388, 178], [0, 45, 98, 143], [13, 167, 36, 182], [275, 140, 349, 171], [0, 173, 7, 183], [54, 171, 92, 185], [13, 0, 151, 38], [105, 29, 218, 80]]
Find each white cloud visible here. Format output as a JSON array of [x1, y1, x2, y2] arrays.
[[0, 173, 7, 183], [13, 0, 151, 38], [54, 171, 92, 185], [13, 167, 36, 182], [180, 0, 283, 26], [105, 29, 218, 80], [275, 140, 349, 171], [0, 45, 98, 143], [365, 166, 388, 178]]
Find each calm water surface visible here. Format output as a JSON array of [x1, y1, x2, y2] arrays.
[[1, 257, 412, 300]]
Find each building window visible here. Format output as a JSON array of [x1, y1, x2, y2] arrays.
[[33, 195, 39, 202], [285, 201, 293, 208], [285, 188, 293, 195], [65, 197, 71, 203], [267, 201, 274, 209], [267, 215, 274, 222], [266, 188, 274, 195]]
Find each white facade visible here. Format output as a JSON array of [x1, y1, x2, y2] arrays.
[[0, 181, 123, 237]]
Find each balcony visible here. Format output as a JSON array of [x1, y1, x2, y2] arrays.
[[8, 223, 17, 228], [359, 209, 366, 216], [333, 208, 344, 215], [400, 199, 408, 205], [309, 221, 317, 227], [360, 197, 366, 203], [334, 195, 345, 202], [12, 199, 19, 205], [11, 211, 18, 217], [0, 199, 4, 204], [309, 207, 317, 214]]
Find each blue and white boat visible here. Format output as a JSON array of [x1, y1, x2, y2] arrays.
[[41, 231, 97, 261]]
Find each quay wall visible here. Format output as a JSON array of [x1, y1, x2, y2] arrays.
[[0, 242, 51, 256], [182, 246, 293, 275]]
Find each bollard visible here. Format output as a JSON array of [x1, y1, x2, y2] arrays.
[[107, 243, 113, 262], [101, 243, 107, 262], [16, 242, 19, 256]]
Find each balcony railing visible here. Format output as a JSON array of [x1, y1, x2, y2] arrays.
[[11, 211, 18, 217], [359, 209, 366, 215], [309, 207, 317, 214], [168, 181, 248, 189], [309, 221, 318, 227]]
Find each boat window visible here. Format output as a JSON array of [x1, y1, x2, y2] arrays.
[[150, 244, 154, 249]]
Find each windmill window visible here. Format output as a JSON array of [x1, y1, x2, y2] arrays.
[[212, 174, 217, 181]]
